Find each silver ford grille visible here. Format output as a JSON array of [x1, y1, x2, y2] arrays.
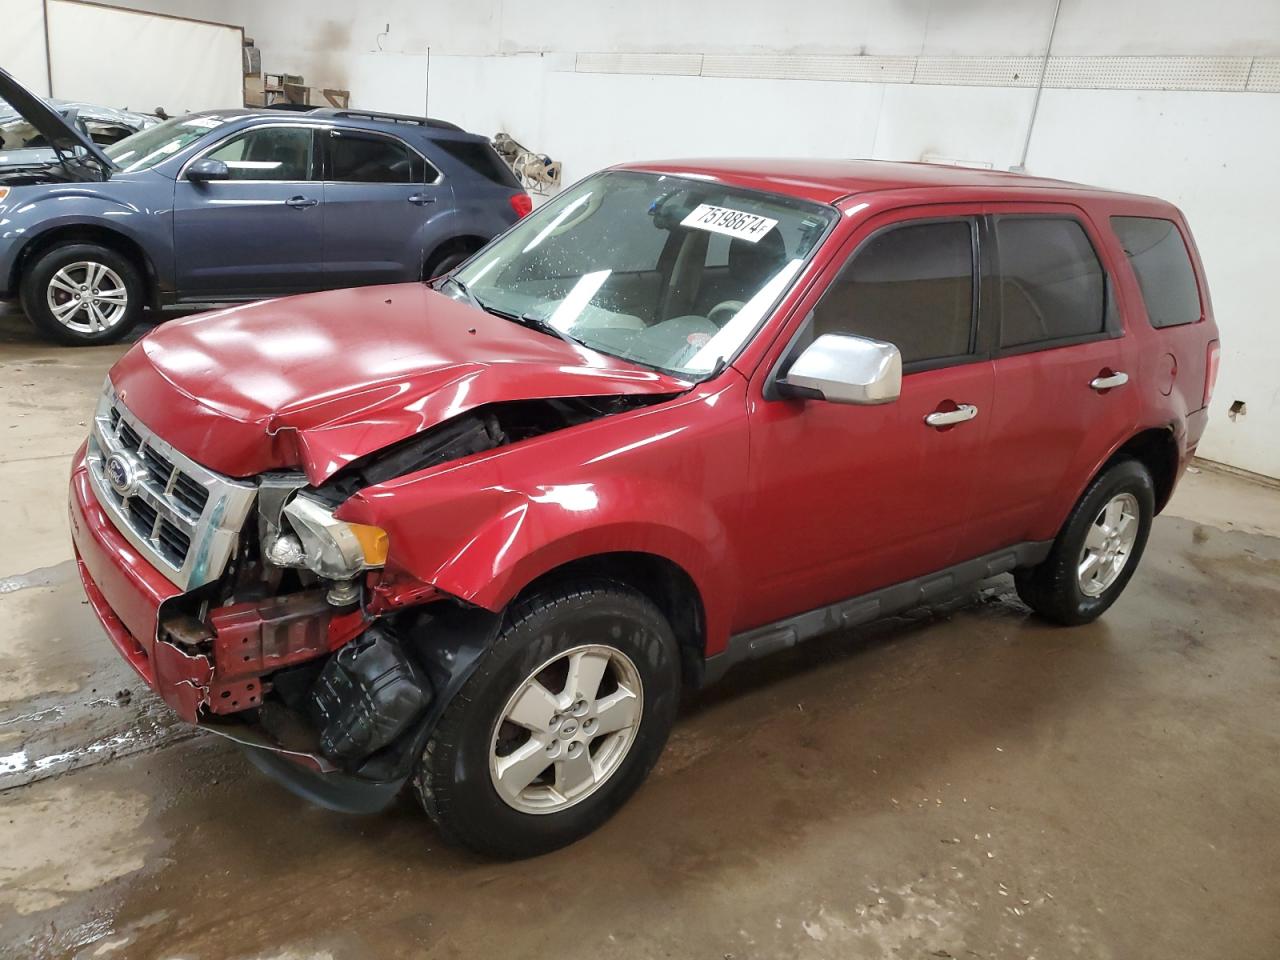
[[85, 383, 256, 591]]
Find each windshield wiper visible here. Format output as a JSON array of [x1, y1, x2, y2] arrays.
[[434, 276, 586, 350], [510, 311, 584, 348]]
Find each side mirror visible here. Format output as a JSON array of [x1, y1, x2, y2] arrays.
[[186, 158, 230, 183], [778, 333, 902, 405]]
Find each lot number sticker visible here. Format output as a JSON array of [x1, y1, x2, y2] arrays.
[[681, 204, 778, 243]]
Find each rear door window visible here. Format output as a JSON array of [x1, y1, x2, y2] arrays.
[[809, 219, 977, 367], [328, 131, 430, 183], [1110, 216, 1201, 328], [995, 217, 1106, 349]]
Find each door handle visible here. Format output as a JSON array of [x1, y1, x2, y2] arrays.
[[408, 193, 436, 205], [924, 403, 979, 428], [285, 196, 318, 208], [1089, 371, 1129, 391]]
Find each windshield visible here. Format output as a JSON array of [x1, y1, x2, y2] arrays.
[[450, 171, 836, 377], [104, 114, 230, 172]]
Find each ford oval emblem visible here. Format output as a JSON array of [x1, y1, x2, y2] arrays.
[[105, 453, 137, 497]]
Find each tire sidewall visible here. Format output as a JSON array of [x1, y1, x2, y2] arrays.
[[1057, 460, 1155, 621], [430, 586, 680, 856], [21, 243, 145, 346], [423, 250, 470, 281]]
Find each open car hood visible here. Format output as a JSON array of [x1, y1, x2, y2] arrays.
[[0, 68, 114, 172], [108, 283, 689, 485]]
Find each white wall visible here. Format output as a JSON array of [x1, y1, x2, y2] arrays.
[[1, 1, 242, 112], [2, 0, 52, 96], [100, 0, 1280, 477], [45, 1, 242, 113]]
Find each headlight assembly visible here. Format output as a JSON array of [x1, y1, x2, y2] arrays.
[[267, 494, 389, 580]]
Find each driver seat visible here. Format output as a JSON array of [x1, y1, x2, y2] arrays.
[[713, 230, 788, 324]]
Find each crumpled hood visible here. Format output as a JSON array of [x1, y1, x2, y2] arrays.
[[109, 283, 687, 484]]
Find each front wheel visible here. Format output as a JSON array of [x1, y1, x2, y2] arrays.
[[20, 242, 146, 345], [1014, 458, 1155, 625], [414, 581, 680, 858]]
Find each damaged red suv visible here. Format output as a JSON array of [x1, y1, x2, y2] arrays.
[[70, 159, 1218, 857]]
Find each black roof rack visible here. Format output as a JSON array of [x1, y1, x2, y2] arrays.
[[309, 107, 462, 132]]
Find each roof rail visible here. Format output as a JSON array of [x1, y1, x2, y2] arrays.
[[310, 107, 462, 132]]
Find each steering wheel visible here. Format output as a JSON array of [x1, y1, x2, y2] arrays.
[[707, 300, 746, 328]]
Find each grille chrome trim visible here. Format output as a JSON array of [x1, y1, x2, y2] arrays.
[[85, 382, 256, 591]]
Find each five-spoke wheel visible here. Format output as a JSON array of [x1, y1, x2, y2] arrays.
[[415, 583, 680, 858], [1077, 492, 1140, 597], [490, 645, 643, 813], [1016, 459, 1154, 625]]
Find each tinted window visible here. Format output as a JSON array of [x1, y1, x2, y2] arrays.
[[996, 218, 1105, 347], [1111, 216, 1200, 328], [811, 221, 975, 365], [329, 132, 426, 183], [206, 127, 313, 181], [435, 138, 522, 188]]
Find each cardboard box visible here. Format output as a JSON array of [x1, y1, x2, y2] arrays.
[[244, 75, 266, 107]]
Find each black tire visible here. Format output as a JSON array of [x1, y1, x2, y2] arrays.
[[1014, 459, 1155, 625], [422, 243, 479, 281], [20, 242, 146, 346], [414, 581, 680, 858]]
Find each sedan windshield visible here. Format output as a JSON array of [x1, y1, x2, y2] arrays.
[[104, 114, 231, 172], [450, 171, 836, 377]]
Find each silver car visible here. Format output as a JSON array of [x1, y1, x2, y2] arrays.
[[0, 99, 158, 169]]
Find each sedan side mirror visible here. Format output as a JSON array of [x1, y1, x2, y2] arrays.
[[187, 158, 230, 183], [778, 333, 902, 405]]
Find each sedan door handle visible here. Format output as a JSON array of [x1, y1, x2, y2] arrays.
[[408, 193, 436, 205], [1089, 371, 1129, 391], [285, 196, 318, 208], [924, 403, 979, 428]]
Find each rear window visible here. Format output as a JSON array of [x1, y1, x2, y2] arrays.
[[996, 217, 1107, 348], [434, 138, 521, 188], [1110, 216, 1201, 328]]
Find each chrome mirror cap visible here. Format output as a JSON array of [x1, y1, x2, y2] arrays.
[[781, 333, 902, 405]]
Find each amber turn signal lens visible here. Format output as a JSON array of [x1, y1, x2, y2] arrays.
[[349, 523, 390, 566], [0, 187, 9, 203]]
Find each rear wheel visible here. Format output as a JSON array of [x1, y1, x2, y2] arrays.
[[1014, 459, 1154, 625], [414, 581, 680, 858], [20, 242, 145, 345], [423, 241, 481, 281]]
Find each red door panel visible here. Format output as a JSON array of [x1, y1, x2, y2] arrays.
[[970, 338, 1141, 554], [736, 202, 993, 633], [737, 361, 993, 631], [968, 202, 1144, 553]]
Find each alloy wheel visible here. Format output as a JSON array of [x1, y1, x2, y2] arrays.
[[45, 261, 129, 335], [489, 644, 643, 814], [1077, 492, 1140, 597]]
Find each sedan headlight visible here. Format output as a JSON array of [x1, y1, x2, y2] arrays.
[[267, 495, 389, 580]]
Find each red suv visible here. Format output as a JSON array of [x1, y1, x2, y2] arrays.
[[69, 159, 1218, 857]]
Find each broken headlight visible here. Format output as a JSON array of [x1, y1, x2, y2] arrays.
[[266, 494, 389, 580]]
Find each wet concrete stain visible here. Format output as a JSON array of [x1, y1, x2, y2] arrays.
[[0, 518, 1276, 960]]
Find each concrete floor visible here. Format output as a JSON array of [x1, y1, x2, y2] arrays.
[[1, 307, 1278, 960]]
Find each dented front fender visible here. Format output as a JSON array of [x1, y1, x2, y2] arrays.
[[338, 375, 751, 655]]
